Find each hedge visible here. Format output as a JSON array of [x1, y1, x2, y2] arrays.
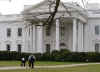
[[0, 51, 33, 60], [0, 49, 100, 62], [38, 49, 100, 62]]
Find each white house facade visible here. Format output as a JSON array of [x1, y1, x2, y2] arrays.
[[0, 0, 100, 53]]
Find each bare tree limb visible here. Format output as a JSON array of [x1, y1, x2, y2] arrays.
[[44, 0, 60, 26]]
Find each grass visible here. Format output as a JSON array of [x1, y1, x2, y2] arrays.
[[0, 64, 100, 72], [0, 61, 20, 67], [0, 61, 84, 67]]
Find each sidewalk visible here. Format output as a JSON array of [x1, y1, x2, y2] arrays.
[[0, 63, 100, 70]]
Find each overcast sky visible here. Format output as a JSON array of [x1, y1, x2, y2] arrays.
[[0, 0, 99, 15]]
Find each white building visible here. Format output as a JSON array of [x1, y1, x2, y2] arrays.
[[0, 0, 100, 53]]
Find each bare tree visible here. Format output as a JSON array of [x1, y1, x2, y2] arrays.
[[44, 0, 60, 25], [25, 0, 87, 32], [44, 0, 61, 34]]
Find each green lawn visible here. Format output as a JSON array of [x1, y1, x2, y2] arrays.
[[0, 61, 84, 67], [0, 64, 100, 72], [0, 61, 20, 67]]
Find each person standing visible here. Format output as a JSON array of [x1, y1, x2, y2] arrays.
[[28, 55, 36, 68], [21, 57, 26, 67]]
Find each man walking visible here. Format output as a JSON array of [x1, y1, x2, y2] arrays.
[[28, 55, 36, 68]]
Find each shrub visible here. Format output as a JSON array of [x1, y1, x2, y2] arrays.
[[0, 50, 100, 62], [41, 52, 51, 61], [0, 51, 32, 61], [34, 53, 42, 61], [85, 52, 100, 62]]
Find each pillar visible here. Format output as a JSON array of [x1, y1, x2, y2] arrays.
[[29, 25, 33, 53], [36, 22, 43, 53], [73, 18, 77, 52], [78, 21, 84, 52], [32, 25, 36, 53], [55, 19, 60, 50]]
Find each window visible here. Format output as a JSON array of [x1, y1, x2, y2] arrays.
[[60, 22, 65, 36], [95, 43, 99, 52], [60, 43, 66, 46], [46, 29, 50, 36], [6, 44, 10, 51], [95, 25, 99, 35], [17, 44, 22, 53], [7, 28, 11, 37], [46, 44, 50, 52], [18, 28, 22, 36]]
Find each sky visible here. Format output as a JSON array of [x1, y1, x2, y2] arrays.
[[0, 0, 99, 15]]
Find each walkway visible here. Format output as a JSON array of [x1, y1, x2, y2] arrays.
[[0, 63, 100, 70]]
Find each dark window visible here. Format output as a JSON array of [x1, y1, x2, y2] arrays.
[[46, 30, 50, 36], [46, 44, 50, 52], [18, 28, 22, 36], [45, 26, 51, 36], [60, 43, 66, 46], [60, 23, 65, 36], [18, 44, 22, 53], [95, 43, 99, 52], [7, 28, 11, 37], [6, 44, 10, 51], [95, 25, 99, 35]]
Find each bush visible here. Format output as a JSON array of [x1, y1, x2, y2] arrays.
[[50, 50, 100, 62], [41, 52, 51, 61], [85, 52, 100, 62], [34, 53, 42, 61], [0, 51, 32, 61], [51, 50, 60, 61], [0, 50, 100, 62], [66, 52, 86, 62]]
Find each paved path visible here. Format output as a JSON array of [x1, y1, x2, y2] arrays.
[[0, 63, 100, 70]]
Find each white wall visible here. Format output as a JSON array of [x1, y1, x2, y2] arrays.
[[84, 18, 100, 52], [0, 15, 25, 52]]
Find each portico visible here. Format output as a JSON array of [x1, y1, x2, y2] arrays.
[[23, 0, 88, 53]]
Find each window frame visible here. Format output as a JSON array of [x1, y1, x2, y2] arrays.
[[18, 28, 22, 37], [17, 44, 22, 53], [46, 44, 50, 53], [7, 28, 11, 37], [95, 25, 100, 35], [6, 44, 10, 51], [95, 43, 99, 52]]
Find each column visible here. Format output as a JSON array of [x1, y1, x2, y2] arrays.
[[32, 25, 36, 53], [36, 22, 43, 53], [24, 25, 28, 52], [73, 18, 77, 52], [78, 21, 84, 52], [55, 19, 60, 50], [30, 25, 33, 53], [27, 26, 31, 52], [81, 23, 84, 51]]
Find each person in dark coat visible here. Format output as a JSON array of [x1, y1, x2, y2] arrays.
[[28, 55, 36, 68], [21, 57, 26, 67]]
